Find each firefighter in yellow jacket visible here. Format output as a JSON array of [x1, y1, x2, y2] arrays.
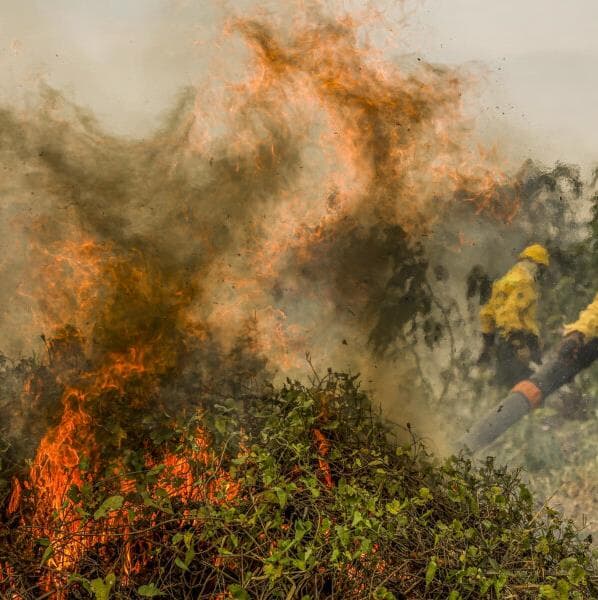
[[477, 244, 550, 387], [562, 292, 598, 343], [460, 291, 598, 452], [529, 291, 598, 421], [558, 291, 598, 371]]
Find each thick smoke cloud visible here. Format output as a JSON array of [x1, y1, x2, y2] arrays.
[[3, 6, 582, 466], [0, 10, 513, 372]]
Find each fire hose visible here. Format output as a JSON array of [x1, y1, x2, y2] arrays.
[[457, 337, 598, 454]]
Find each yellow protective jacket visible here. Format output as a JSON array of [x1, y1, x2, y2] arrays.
[[563, 292, 598, 340], [479, 260, 539, 338]]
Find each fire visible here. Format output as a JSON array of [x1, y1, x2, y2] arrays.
[[0, 6, 524, 597], [232, 16, 516, 231], [17, 236, 108, 344], [7, 332, 238, 594], [189, 13, 520, 374], [5, 236, 238, 594]]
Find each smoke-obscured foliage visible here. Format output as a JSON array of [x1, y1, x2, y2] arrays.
[[0, 7, 595, 470]]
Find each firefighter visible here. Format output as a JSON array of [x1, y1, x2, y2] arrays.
[[477, 243, 550, 387], [558, 291, 598, 380], [460, 291, 598, 453]]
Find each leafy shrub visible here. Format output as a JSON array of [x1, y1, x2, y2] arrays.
[[3, 372, 596, 598]]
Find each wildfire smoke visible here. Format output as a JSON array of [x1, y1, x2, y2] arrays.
[[0, 4, 524, 595]]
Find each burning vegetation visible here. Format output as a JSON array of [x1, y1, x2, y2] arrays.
[[0, 5, 596, 599], [2, 371, 597, 598]]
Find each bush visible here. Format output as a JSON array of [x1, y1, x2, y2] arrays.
[[2, 371, 596, 598]]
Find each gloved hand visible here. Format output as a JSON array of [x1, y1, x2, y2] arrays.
[[558, 331, 585, 362], [515, 344, 532, 364], [509, 332, 540, 366]]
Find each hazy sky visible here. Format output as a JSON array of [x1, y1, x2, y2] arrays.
[[1, 0, 597, 167], [405, 0, 598, 168]]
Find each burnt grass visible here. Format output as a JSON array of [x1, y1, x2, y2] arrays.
[[0, 366, 595, 599]]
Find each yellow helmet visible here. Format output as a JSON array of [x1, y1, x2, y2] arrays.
[[519, 243, 550, 267]]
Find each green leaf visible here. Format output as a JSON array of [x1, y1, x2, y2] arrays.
[[228, 584, 250, 600], [560, 557, 586, 586], [90, 574, 115, 600], [214, 415, 227, 435], [351, 511, 363, 527], [292, 558, 306, 570], [175, 557, 189, 571], [294, 519, 312, 542], [539, 585, 556, 599], [556, 579, 570, 600], [184, 548, 196, 567], [66, 484, 81, 503], [183, 531, 194, 549], [479, 578, 491, 595], [419, 487, 432, 501], [40, 543, 54, 567], [535, 537, 550, 556], [172, 532, 183, 545], [275, 487, 287, 508], [138, 583, 165, 597], [567, 564, 586, 586], [264, 562, 283, 580], [494, 572, 508, 595], [425, 557, 437, 587], [93, 495, 124, 520]]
